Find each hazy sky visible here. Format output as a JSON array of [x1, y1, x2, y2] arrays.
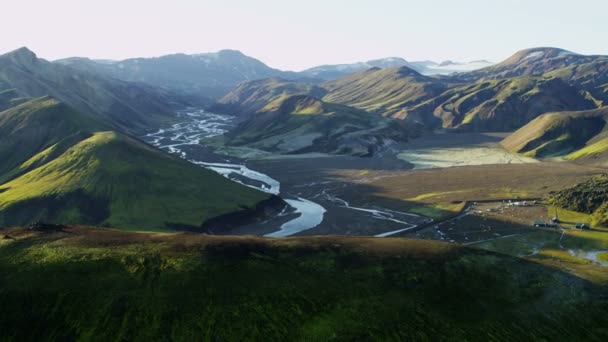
[[2, 0, 606, 71]]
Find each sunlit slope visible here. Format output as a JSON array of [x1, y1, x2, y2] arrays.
[[322, 66, 447, 116], [502, 107, 608, 158], [0, 99, 270, 230], [210, 77, 327, 118]]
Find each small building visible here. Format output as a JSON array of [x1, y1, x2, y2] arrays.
[[533, 221, 546, 227], [575, 223, 591, 230]]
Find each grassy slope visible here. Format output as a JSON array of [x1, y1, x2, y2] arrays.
[[321, 65, 594, 132], [502, 107, 608, 158], [210, 77, 327, 117], [0, 227, 607, 341], [0, 97, 108, 178], [322, 66, 447, 117], [0, 132, 269, 230], [0, 98, 270, 230], [426, 76, 594, 131]]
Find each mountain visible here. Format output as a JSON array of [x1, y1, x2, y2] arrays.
[[406, 76, 596, 131], [0, 97, 275, 230], [322, 66, 448, 118], [57, 50, 299, 99], [457, 47, 608, 86], [317, 52, 598, 131], [300, 57, 420, 80], [301, 58, 494, 80], [410, 60, 494, 75], [209, 77, 327, 118], [213, 56, 598, 135], [0, 47, 185, 133], [219, 94, 414, 156], [2, 228, 607, 340], [502, 107, 608, 160], [550, 175, 608, 226]]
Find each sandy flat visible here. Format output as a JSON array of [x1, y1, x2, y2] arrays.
[[397, 132, 538, 169], [398, 146, 538, 169]]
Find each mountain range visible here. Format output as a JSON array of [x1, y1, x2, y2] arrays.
[[57, 49, 301, 99], [0, 49, 279, 230], [56, 49, 494, 100], [207, 47, 607, 155], [1, 48, 189, 133], [0, 96, 275, 230], [2, 45, 608, 230]]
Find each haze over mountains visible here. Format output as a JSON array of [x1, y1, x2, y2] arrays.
[[56, 48, 495, 99], [3, 43, 608, 341], [2, 45, 608, 228]]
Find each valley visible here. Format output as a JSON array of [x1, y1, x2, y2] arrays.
[[142, 109, 430, 237], [140, 107, 605, 244], [3, 37, 608, 340]]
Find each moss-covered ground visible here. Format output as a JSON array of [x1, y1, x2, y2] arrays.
[[1, 227, 607, 341]]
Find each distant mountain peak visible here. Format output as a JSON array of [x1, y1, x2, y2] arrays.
[[439, 60, 458, 67], [216, 49, 246, 57], [505, 47, 575, 65], [394, 65, 422, 77], [2, 47, 38, 65]]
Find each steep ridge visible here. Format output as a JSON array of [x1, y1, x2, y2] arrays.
[[319, 65, 594, 131], [300, 57, 420, 80], [455, 47, 608, 104], [209, 77, 327, 119], [322, 66, 448, 117], [402, 76, 596, 131], [502, 107, 608, 159], [457, 47, 590, 81], [0, 47, 186, 132], [57, 49, 299, 99], [0, 98, 274, 230]]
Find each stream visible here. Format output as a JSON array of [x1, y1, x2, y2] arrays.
[[143, 108, 326, 237]]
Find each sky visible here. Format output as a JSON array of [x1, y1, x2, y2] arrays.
[[1, 0, 607, 71]]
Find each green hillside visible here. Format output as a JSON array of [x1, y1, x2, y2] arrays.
[[221, 94, 413, 156], [1, 227, 606, 341], [321, 69, 594, 131], [0, 98, 272, 230], [502, 107, 608, 158], [322, 66, 447, 116], [209, 77, 327, 117], [208, 48, 608, 137], [0, 97, 108, 178], [424, 76, 594, 131]]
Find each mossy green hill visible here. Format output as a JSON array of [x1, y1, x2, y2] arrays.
[[502, 107, 608, 160], [1, 227, 607, 341], [0, 98, 271, 230], [210, 77, 327, 118], [322, 66, 447, 116]]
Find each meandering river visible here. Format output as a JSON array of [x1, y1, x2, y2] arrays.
[[143, 109, 326, 237]]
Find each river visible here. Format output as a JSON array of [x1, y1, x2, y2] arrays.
[[143, 108, 326, 237]]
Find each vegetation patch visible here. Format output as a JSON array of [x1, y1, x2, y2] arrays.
[[1, 227, 607, 341]]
